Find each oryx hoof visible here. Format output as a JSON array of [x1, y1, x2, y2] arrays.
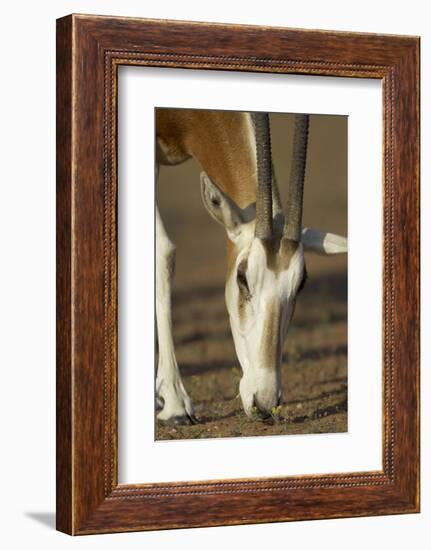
[[155, 396, 165, 411], [159, 412, 199, 426]]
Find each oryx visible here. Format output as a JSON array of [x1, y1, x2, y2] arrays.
[[155, 109, 347, 424]]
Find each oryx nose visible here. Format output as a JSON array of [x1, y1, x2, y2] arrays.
[[252, 392, 278, 418]]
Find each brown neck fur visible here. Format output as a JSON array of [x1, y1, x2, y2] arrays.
[[156, 109, 258, 274]]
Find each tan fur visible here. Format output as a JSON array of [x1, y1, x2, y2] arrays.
[[156, 108, 258, 276], [261, 237, 299, 272], [156, 109, 257, 204]]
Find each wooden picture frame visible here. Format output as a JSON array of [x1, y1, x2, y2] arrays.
[[56, 14, 420, 535]]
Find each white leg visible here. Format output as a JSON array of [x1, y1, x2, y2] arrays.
[[155, 205, 196, 423]]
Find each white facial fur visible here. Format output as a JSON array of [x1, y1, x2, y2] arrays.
[[225, 225, 305, 416]]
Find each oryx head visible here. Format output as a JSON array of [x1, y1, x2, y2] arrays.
[[200, 113, 347, 418]]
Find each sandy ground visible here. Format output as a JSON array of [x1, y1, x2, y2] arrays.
[[155, 112, 347, 440]]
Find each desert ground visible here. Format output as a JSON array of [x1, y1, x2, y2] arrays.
[[155, 112, 347, 440]]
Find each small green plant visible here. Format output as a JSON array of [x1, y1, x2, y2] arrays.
[[271, 405, 282, 416], [269, 405, 282, 424], [250, 405, 260, 422]]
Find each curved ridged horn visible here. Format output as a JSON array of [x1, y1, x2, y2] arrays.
[[252, 112, 273, 240], [283, 114, 310, 242]]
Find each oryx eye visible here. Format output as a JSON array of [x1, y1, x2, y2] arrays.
[[297, 266, 308, 294], [236, 264, 251, 299], [237, 270, 248, 291]]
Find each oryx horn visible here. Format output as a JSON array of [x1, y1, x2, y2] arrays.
[[253, 112, 273, 240], [283, 114, 310, 242]]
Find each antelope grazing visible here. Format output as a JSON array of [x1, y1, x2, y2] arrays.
[[156, 109, 347, 424]]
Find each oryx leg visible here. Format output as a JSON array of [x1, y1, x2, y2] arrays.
[[155, 205, 196, 424]]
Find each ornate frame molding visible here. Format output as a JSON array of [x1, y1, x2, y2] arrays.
[[57, 15, 419, 534]]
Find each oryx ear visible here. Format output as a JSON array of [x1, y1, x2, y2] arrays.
[[200, 172, 245, 241], [301, 227, 348, 255]]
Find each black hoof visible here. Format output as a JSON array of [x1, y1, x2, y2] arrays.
[[188, 413, 199, 425], [159, 413, 199, 426], [155, 396, 165, 411]]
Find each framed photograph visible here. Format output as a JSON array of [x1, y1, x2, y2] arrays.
[[56, 14, 420, 534]]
